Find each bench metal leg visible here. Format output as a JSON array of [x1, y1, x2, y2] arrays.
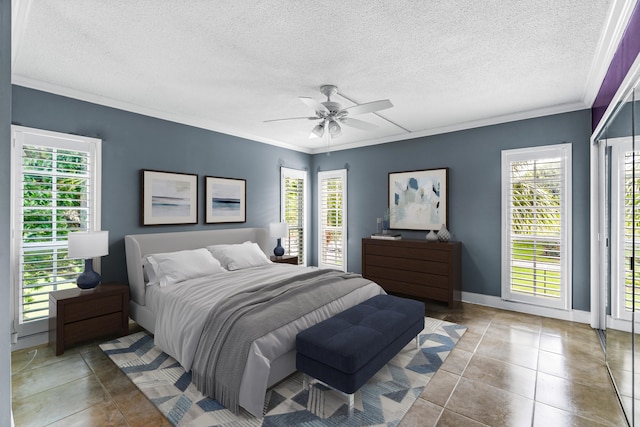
[[302, 374, 355, 417], [303, 373, 312, 390], [416, 334, 420, 350]]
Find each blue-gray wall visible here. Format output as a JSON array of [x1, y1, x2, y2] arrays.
[[12, 86, 592, 311], [311, 110, 592, 311], [12, 85, 311, 285], [1, 1, 12, 424]]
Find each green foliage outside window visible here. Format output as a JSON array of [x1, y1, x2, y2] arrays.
[[20, 146, 88, 321], [509, 160, 562, 298]]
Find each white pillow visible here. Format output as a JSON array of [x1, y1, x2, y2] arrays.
[[207, 241, 271, 271], [142, 256, 158, 286], [144, 248, 226, 287]]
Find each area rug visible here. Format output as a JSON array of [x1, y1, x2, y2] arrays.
[[100, 317, 466, 426]]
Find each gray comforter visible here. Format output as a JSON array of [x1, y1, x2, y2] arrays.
[[191, 268, 372, 413]]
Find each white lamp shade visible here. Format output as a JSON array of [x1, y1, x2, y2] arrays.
[[68, 231, 109, 259], [269, 222, 289, 238]]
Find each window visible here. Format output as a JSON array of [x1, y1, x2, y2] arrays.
[[318, 169, 347, 270], [281, 167, 306, 265], [501, 143, 571, 310], [11, 126, 101, 337]]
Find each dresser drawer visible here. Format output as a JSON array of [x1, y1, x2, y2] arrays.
[[64, 294, 123, 323], [365, 254, 449, 276], [365, 266, 450, 288], [64, 312, 123, 346], [363, 243, 450, 262]]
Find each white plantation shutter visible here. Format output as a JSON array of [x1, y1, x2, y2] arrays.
[[318, 169, 347, 270], [281, 167, 306, 265], [501, 144, 571, 310], [611, 140, 640, 320], [12, 126, 101, 331], [622, 150, 640, 313]]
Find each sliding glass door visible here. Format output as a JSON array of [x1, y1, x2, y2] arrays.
[[599, 79, 640, 426]]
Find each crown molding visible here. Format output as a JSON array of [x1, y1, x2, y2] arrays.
[[12, 76, 589, 157], [582, 0, 639, 106], [11, 76, 313, 154], [311, 101, 589, 154]]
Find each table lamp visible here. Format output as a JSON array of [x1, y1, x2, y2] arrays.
[[68, 230, 109, 289], [269, 222, 289, 257]]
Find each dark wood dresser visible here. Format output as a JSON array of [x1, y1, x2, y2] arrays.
[[362, 238, 461, 307]]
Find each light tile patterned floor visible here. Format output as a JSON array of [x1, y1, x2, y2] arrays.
[[11, 302, 627, 427]]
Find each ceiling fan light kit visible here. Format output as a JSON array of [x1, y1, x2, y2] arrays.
[[311, 123, 325, 138], [328, 120, 341, 137], [265, 84, 393, 141]]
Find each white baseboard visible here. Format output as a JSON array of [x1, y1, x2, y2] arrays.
[[461, 291, 592, 324], [11, 331, 48, 352], [606, 316, 634, 333], [8, 293, 604, 352]]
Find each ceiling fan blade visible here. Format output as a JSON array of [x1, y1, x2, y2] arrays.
[[263, 116, 317, 123], [340, 117, 378, 131], [300, 97, 329, 114], [343, 99, 393, 116]]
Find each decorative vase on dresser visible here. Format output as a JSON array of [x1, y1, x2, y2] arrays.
[[437, 225, 450, 242]]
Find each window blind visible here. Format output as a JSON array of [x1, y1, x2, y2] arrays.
[[282, 169, 305, 264], [318, 170, 347, 270], [623, 151, 640, 312]]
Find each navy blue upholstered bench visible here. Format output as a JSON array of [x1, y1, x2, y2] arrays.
[[296, 294, 425, 415]]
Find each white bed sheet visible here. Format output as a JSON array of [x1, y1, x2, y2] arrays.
[[147, 263, 298, 371], [146, 264, 385, 417]]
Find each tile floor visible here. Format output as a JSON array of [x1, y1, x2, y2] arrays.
[[11, 302, 627, 427]]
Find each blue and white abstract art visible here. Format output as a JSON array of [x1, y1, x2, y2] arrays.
[[389, 168, 448, 231]]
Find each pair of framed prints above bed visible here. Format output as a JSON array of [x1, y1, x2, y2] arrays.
[[140, 169, 246, 226]]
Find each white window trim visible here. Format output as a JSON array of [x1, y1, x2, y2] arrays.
[[317, 169, 347, 271], [10, 125, 102, 340], [609, 136, 637, 321], [501, 143, 572, 311], [280, 167, 307, 266]]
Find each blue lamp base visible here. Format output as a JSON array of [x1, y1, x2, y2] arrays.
[[77, 258, 101, 290], [273, 238, 285, 257]]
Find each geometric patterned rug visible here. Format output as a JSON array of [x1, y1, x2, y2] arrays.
[[100, 317, 466, 427]]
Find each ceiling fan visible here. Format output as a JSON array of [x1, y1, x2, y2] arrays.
[[264, 85, 393, 139]]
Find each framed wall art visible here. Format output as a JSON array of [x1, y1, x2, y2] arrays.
[[388, 168, 448, 231], [205, 176, 246, 224], [141, 169, 198, 225]]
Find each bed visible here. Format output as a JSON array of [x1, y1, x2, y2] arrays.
[[124, 228, 385, 417]]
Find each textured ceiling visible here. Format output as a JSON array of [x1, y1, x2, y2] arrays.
[[12, 0, 619, 153]]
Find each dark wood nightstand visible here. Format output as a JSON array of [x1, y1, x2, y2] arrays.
[[270, 255, 299, 265], [49, 282, 129, 355]]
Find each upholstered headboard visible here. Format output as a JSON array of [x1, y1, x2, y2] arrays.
[[124, 228, 271, 306]]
